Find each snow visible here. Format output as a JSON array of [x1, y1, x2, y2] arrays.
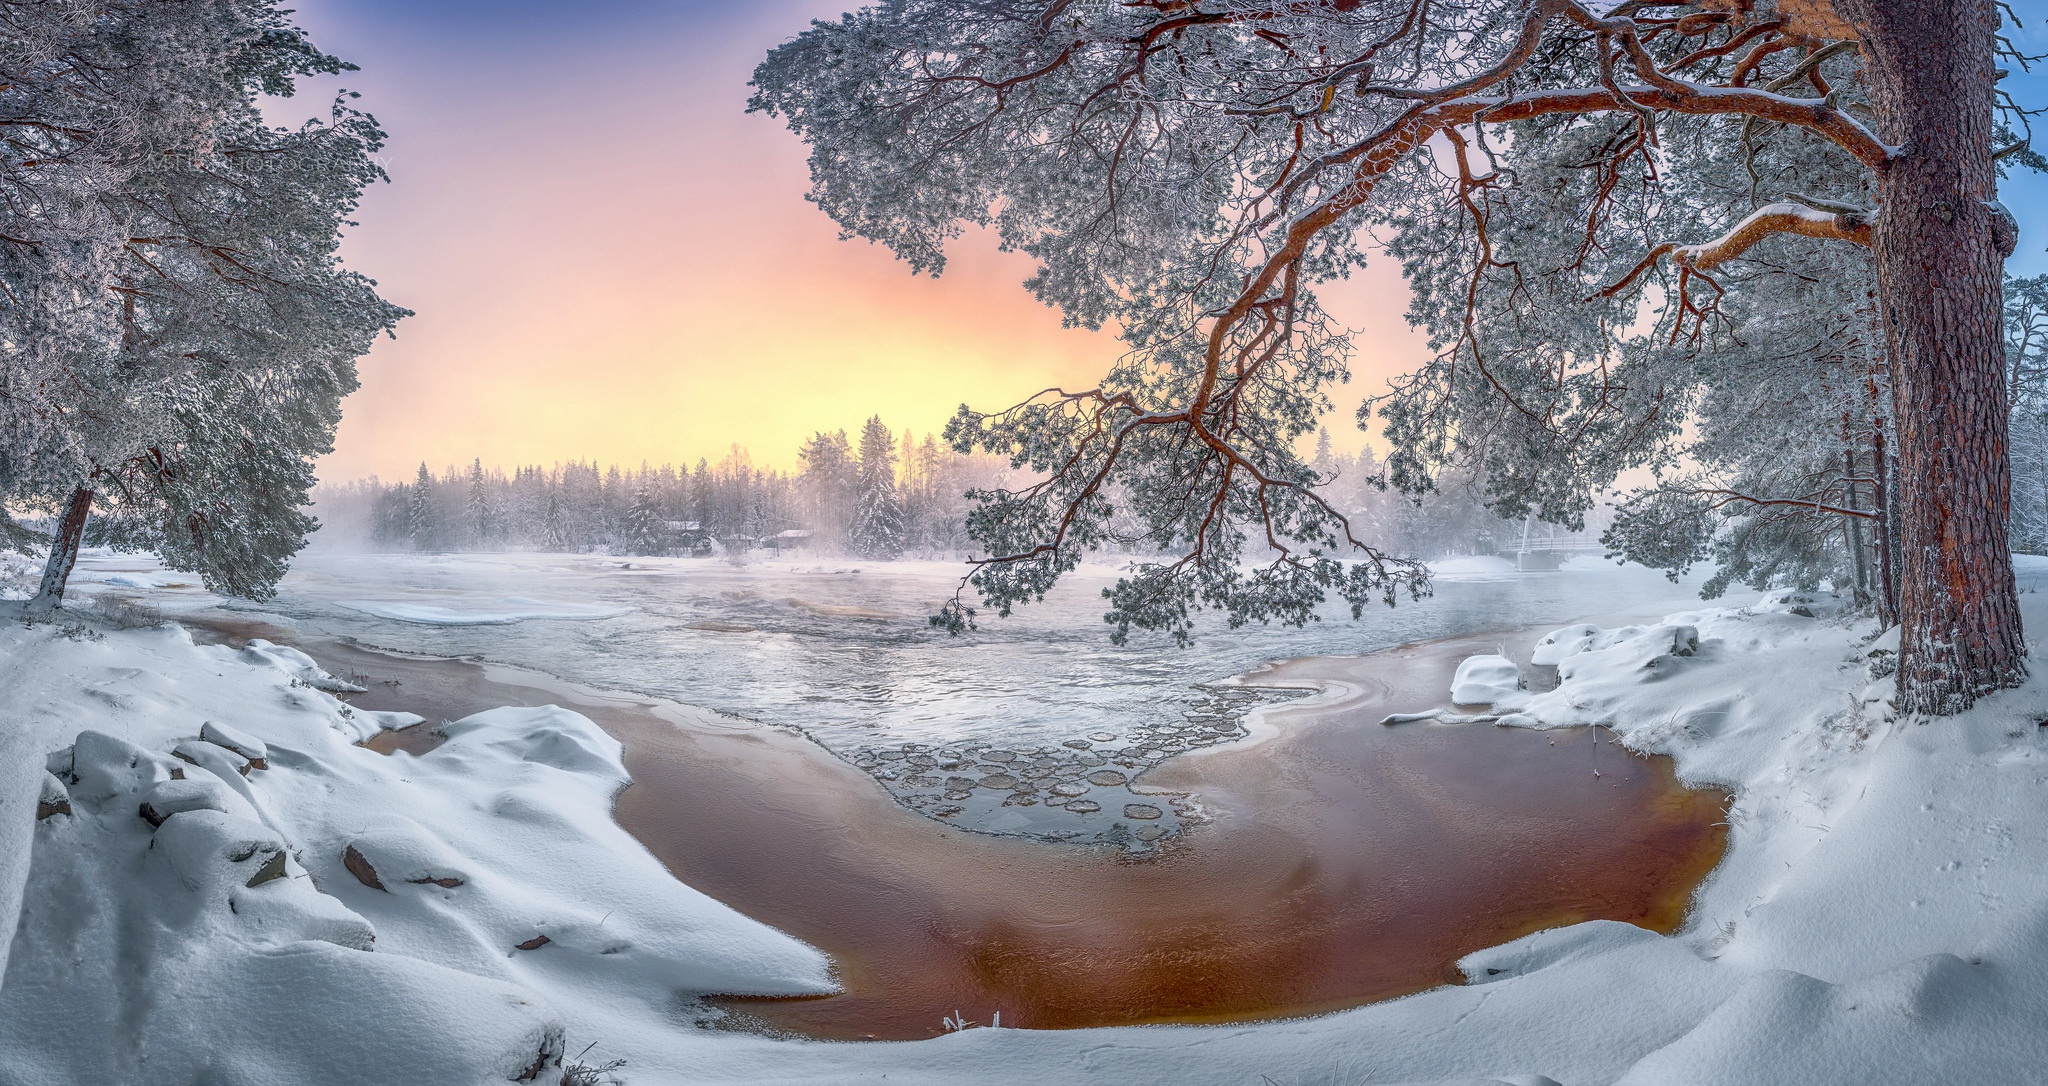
[[238, 639, 367, 693], [336, 596, 635, 625], [1450, 654, 1522, 704], [8, 554, 2048, 1082], [0, 621, 832, 1086], [1427, 554, 1519, 579]]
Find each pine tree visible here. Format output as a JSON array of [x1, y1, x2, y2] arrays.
[[755, 0, 2042, 706], [849, 416, 905, 560], [6, 2, 404, 611]]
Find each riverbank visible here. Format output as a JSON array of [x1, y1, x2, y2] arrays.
[[8, 561, 2048, 1083], [188, 620, 1723, 1040]]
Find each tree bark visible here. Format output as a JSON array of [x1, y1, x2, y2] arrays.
[[1842, 0, 2026, 714], [26, 485, 94, 618]]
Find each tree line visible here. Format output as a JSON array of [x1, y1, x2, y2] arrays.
[[317, 417, 1015, 560], [318, 414, 1549, 563]]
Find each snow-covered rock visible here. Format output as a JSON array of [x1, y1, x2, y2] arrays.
[[1450, 654, 1522, 705], [240, 638, 367, 693], [1530, 623, 1601, 666], [0, 620, 833, 1086]]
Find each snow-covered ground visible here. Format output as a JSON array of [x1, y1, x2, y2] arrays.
[[7, 553, 2048, 1082]]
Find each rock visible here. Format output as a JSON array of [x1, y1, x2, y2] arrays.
[[244, 849, 290, 888], [36, 772, 70, 821], [138, 777, 236, 828], [200, 721, 268, 770], [70, 730, 168, 804], [1450, 654, 1523, 705], [411, 875, 465, 888], [1531, 624, 1602, 667], [513, 934, 551, 952], [343, 844, 388, 891], [1123, 803, 1163, 820], [173, 740, 250, 778]]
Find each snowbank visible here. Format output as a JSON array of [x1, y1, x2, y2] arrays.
[[0, 621, 831, 1086], [337, 596, 635, 625]]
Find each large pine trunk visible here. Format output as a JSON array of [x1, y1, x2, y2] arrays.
[[26, 486, 94, 618], [1848, 0, 2026, 714]]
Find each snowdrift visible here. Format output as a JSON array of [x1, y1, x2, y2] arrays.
[[0, 623, 831, 1086]]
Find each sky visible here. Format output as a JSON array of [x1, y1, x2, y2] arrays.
[[290, 1, 2048, 484], [289, 0, 1426, 483]]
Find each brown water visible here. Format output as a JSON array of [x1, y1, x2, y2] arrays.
[[194, 622, 1727, 1041]]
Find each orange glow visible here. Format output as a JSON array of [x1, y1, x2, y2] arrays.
[[302, 1, 1429, 482]]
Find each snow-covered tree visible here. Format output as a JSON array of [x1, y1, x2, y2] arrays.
[[755, 0, 2038, 711], [849, 416, 904, 559], [464, 459, 500, 549], [406, 464, 440, 553], [797, 429, 858, 550], [622, 486, 666, 556], [3, 0, 405, 612], [2007, 276, 2048, 555]]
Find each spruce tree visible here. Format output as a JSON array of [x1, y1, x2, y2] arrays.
[[407, 463, 440, 553], [465, 459, 497, 550], [849, 416, 905, 560], [624, 486, 666, 556]]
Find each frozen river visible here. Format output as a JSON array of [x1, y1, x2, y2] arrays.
[[75, 548, 1711, 843]]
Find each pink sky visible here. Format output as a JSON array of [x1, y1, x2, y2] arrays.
[[292, 1, 1430, 482]]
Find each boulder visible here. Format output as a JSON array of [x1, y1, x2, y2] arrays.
[[200, 721, 268, 770], [1451, 654, 1523, 705]]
